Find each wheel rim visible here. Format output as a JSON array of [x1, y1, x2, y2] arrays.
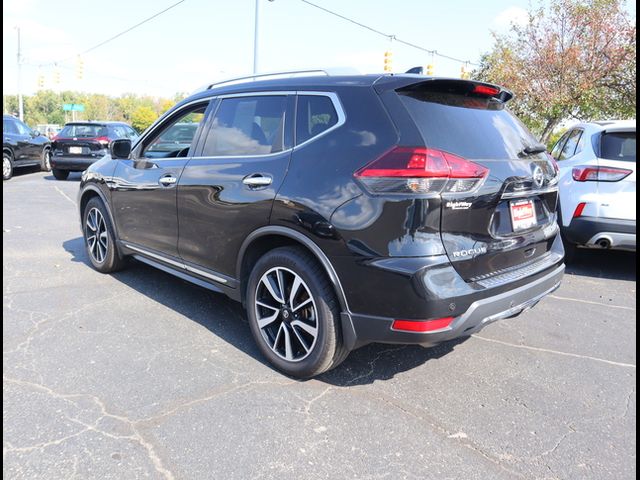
[[85, 207, 108, 263], [254, 267, 318, 362], [3, 157, 11, 178], [44, 151, 51, 171]]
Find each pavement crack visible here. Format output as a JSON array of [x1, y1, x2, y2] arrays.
[[346, 346, 409, 385]]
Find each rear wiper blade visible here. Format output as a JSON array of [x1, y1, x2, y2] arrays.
[[519, 144, 547, 156]]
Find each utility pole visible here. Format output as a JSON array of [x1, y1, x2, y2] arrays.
[[16, 27, 24, 121], [253, 0, 260, 74]]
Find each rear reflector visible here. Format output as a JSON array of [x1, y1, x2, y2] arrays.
[[473, 85, 500, 96], [392, 317, 454, 332], [354, 147, 488, 195], [572, 166, 632, 182], [572, 202, 587, 218]]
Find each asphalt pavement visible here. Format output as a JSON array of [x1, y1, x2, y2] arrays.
[[3, 169, 636, 479]]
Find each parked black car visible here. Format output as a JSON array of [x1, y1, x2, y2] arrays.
[[3, 115, 51, 180], [78, 72, 565, 378], [51, 121, 138, 180]]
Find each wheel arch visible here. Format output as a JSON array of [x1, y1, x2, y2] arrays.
[[78, 185, 118, 237], [237, 226, 349, 313]]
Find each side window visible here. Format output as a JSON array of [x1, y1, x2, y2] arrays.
[[550, 131, 570, 159], [3, 119, 18, 134], [141, 104, 207, 159], [110, 126, 127, 138], [296, 95, 339, 145], [14, 119, 31, 136], [125, 126, 139, 140], [200, 96, 287, 157], [559, 129, 583, 160]]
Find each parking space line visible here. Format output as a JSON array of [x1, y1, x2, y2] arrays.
[[471, 335, 636, 368], [548, 294, 635, 312], [54, 186, 77, 207]]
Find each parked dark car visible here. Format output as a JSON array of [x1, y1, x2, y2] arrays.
[[3, 114, 51, 180], [78, 72, 565, 378], [51, 121, 138, 180]]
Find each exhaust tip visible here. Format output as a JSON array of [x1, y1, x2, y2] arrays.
[[596, 237, 612, 249]]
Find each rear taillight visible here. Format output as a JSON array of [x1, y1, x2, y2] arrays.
[[354, 147, 489, 195], [96, 136, 111, 147], [51, 135, 60, 142], [572, 166, 632, 182]]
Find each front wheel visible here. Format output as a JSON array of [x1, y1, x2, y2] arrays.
[[82, 197, 126, 273], [41, 148, 51, 172], [246, 247, 347, 378], [52, 168, 69, 180]]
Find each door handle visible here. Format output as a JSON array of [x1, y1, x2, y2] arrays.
[[242, 174, 272, 188], [159, 175, 177, 186]]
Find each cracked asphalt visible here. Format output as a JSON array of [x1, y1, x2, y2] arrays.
[[3, 169, 636, 480]]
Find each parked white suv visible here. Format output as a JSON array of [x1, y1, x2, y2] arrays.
[[551, 120, 636, 259]]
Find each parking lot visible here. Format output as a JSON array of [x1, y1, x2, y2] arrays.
[[3, 169, 636, 479]]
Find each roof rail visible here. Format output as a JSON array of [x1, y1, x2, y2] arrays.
[[207, 69, 330, 90]]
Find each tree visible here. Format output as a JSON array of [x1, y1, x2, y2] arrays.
[[131, 105, 158, 133], [474, 0, 636, 142]]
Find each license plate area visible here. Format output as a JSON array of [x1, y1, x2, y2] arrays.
[[510, 199, 537, 231], [68, 146, 83, 154]]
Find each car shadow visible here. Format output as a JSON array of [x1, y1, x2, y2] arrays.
[[62, 236, 466, 385], [565, 248, 636, 281], [43, 172, 83, 181], [11, 165, 41, 178]]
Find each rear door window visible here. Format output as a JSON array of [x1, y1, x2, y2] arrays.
[[296, 95, 338, 144], [200, 95, 287, 156], [558, 129, 582, 160], [550, 132, 570, 159], [601, 132, 636, 162]]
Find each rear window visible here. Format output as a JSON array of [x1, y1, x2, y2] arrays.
[[601, 132, 636, 162], [398, 91, 542, 160], [59, 124, 107, 138]]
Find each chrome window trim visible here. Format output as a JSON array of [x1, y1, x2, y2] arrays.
[[501, 186, 559, 199]]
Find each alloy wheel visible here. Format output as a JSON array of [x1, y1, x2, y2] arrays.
[[3, 156, 11, 179], [254, 267, 318, 362], [85, 207, 108, 263], [44, 150, 51, 171]]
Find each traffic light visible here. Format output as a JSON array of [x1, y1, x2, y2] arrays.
[[76, 56, 84, 80], [460, 65, 470, 79], [383, 50, 393, 72], [53, 68, 61, 84], [426, 64, 434, 76], [37, 74, 44, 89]]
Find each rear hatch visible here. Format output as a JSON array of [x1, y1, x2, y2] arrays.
[[53, 123, 110, 157], [391, 79, 559, 282], [596, 127, 636, 221]]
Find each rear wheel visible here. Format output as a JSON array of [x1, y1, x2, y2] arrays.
[[82, 197, 126, 273], [52, 168, 69, 180], [3, 152, 13, 180], [41, 148, 51, 172], [246, 247, 346, 378]]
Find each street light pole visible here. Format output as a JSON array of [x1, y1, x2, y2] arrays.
[[16, 27, 24, 121], [253, 0, 260, 74]]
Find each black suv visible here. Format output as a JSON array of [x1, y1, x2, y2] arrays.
[[78, 72, 565, 377], [51, 121, 138, 180], [3, 115, 52, 180]]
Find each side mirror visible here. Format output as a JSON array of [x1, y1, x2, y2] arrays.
[[110, 138, 132, 159]]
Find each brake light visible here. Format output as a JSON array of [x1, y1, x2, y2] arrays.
[[354, 147, 488, 195], [51, 135, 60, 142], [392, 317, 454, 332], [573, 202, 587, 218], [473, 85, 500, 96], [572, 166, 632, 182], [96, 136, 111, 147]]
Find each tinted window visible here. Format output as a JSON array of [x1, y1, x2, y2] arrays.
[[201, 96, 286, 156], [601, 132, 636, 162], [296, 95, 338, 144], [3, 119, 17, 134], [399, 91, 542, 159], [142, 104, 207, 159], [559, 129, 582, 160], [551, 131, 569, 159], [110, 126, 128, 138], [59, 124, 108, 138], [125, 126, 139, 140], [14, 119, 32, 135]]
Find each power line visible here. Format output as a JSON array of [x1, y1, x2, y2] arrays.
[[298, 0, 480, 66]]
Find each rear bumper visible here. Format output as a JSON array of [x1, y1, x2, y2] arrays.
[[344, 263, 564, 349], [563, 216, 636, 250], [50, 156, 101, 171]]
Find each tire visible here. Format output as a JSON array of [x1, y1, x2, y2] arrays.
[[82, 197, 126, 273], [3, 152, 13, 181], [52, 168, 69, 180], [246, 247, 347, 378], [41, 148, 51, 172]]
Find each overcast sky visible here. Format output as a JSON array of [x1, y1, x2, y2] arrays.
[[2, 0, 636, 98]]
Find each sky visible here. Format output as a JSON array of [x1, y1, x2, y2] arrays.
[[2, 0, 635, 98]]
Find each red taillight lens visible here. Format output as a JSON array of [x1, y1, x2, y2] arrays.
[[573, 202, 587, 218], [392, 317, 454, 332], [51, 135, 60, 142], [572, 166, 632, 182], [354, 147, 488, 195], [96, 136, 111, 146], [473, 85, 500, 96]]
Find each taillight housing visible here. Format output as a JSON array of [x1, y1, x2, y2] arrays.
[[96, 136, 111, 147], [572, 166, 632, 182], [354, 147, 489, 196]]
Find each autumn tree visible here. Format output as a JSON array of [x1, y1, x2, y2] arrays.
[[131, 105, 158, 133], [475, 0, 636, 143]]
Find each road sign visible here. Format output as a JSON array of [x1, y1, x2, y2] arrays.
[[62, 103, 85, 112]]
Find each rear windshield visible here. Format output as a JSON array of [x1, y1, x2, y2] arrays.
[[601, 132, 636, 162], [398, 91, 542, 160], [59, 124, 107, 138]]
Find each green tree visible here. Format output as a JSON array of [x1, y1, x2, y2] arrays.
[[131, 105, 158, 133], [474, 0, 636, 142]]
